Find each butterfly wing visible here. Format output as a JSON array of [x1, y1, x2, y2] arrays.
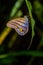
[[7, 17, 29, 36]]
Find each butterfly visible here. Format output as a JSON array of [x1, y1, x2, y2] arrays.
[[6, 16, 29, 36]]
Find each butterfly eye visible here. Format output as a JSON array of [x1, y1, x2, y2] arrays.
[[6, 16, 29, 36]]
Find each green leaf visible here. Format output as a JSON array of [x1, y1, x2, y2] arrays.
[[0, 57, 17, 64], [10, 0, 24, 18], [25, 0, 35, 40], [0, 51, 43, 58]]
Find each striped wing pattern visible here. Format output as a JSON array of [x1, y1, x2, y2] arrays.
[[7, 16, 29, 36]]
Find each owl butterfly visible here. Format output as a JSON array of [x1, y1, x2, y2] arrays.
[[7, 16, 29, 36]]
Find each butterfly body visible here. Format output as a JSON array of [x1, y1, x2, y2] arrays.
[[7, 16, 29, 36]]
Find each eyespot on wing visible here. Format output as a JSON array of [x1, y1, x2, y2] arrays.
[[6, 16, 29, 36]]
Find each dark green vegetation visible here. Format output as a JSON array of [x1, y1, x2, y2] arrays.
[[0, 0, 43, 65]]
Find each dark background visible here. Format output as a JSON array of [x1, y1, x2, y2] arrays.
[[0, 0, 43, 65]]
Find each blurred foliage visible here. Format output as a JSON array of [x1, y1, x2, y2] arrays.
[[10, 0, 24, 18], [0, 28, 11, 44], [33, 1, 43, 24], [0, 0, 43, 65]]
